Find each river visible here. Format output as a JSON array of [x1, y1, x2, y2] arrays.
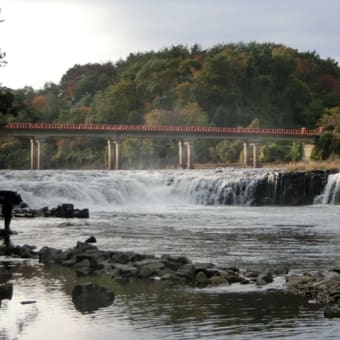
[[1, 169, 340, 339]]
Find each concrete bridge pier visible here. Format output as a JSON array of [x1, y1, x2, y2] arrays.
[[178, 140, 184, 168], [243, 142, 259, 168], [30, 138, 36, 170], [107, 139, 121, 170], [301, 143, 314, 161], [251, 143, 260, 168], [30, 137, 44, 170], [184, 141, 193, 169], [243, 142, 250, 166]]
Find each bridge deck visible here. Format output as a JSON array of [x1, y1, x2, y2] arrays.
[[1, 123, 320, 142]]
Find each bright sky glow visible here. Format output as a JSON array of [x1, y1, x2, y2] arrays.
[[1, 0, 340, 89]]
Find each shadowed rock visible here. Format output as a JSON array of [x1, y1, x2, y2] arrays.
[[72, 283, 114, 314]]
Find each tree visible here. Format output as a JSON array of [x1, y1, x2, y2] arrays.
[[320, 107, 340, 132], [88, 80, 141, 124], [216, 140, 243, 163], [0, 10, 6, 68], [0, 49, 6, 68], [144, 102, 208, 126], [0, 10, 12, 123]]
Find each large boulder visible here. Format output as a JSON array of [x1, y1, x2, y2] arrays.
[[195, 271, 210, 285], [256, 271, 273, 285], [112, 263, 138, 277], [39, 247, 66, 264], [176, 264, 196, 281], [324, 305, 340, 318]]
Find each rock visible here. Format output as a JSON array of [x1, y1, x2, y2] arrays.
[[85, 236, 97, 243], [73, 258, 91, 268], [75, 267, 91, 277], [138, 266, 154, 278], [244, 270, 259, 280], [134, 258, 160, 268], [209, 275, 226, 285], [225, 170, 331, 206], [256, 271, 273, 285], [161, 273, 174, 280], [111, 251, 130, 264], [128, 252, 149, 262], [161, 254, 191, 264], [142, 261, 164, 273], [39, 247, 66, 264], [137, 261, 165, 278], [225, 273, 248, 284], [195, 271, 210, 285], [202, 267, 221, 278], [322, 271, 340, 280], [72, 283, 115, 314], [76, 254, 104, 272], [112, 263, 138, 277], [331, 268, 340, 275], [286, 275, 314, 289], [194, 262, 215, 271], [76, 241, 98, 253], [324, 305, 340, 318], [73, 209, 90, 218], [176, 264, 196, 281], [12, 245, 37, 259], [161, 255, 192, 272]]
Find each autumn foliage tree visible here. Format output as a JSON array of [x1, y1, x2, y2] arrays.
[[2, 42, 340, 168]]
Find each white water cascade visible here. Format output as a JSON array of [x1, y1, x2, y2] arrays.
[[0, 169, 339, 211], [0, 169, 269, 210], [317, 172, 340, 204]]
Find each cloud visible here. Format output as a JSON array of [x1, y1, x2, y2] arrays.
[[1, 0, 340, 89]]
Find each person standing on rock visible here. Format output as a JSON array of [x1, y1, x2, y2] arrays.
[[2, 199, 13, 234]]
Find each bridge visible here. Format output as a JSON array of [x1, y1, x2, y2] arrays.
[[0, 122, 321, 169]]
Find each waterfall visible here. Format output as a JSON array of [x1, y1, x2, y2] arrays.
[[0, 169, 338, 210], [316, 172, 340, 205]]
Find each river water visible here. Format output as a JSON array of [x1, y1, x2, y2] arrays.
[[1, 169, 340, 339]]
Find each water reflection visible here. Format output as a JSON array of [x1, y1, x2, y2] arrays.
[[1, 262, 340, 339], [71, 282, 115, 314]]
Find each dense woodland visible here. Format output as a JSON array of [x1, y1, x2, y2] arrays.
[[1, 42, 340, 169]]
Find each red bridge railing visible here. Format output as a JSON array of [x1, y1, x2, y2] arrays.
[[3, 122, 321, 136]]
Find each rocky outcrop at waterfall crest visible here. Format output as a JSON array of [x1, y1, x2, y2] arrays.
[[252, 170, 333, 206], [216, 170, 336, 206]]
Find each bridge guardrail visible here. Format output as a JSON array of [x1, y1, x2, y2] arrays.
[[2, 122, 321, 137]]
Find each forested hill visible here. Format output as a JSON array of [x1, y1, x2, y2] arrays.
[[1, 42, 340, 168], [5, 42, 340, 128]]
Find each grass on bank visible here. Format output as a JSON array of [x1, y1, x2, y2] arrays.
[[194, 160, 340, 171], [276, 160, 340, 172]]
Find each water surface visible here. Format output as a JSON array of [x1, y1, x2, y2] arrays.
[[1, 169, 340, 339]]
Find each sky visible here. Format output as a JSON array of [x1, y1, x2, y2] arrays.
[[1, 0, 340, 90]]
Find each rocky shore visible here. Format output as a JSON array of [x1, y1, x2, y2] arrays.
[[1, 240, 340, 317]]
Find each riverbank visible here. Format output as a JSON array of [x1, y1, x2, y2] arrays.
[[193, 160, 340, 171], [270, 160, 340, 172]]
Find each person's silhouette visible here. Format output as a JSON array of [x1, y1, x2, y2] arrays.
[[2, 199, 13, 234]]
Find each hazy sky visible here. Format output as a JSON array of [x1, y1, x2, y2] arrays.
[[1, 0, 340, 89]]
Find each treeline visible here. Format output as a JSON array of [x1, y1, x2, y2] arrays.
[[1, 42, 340, 168]]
